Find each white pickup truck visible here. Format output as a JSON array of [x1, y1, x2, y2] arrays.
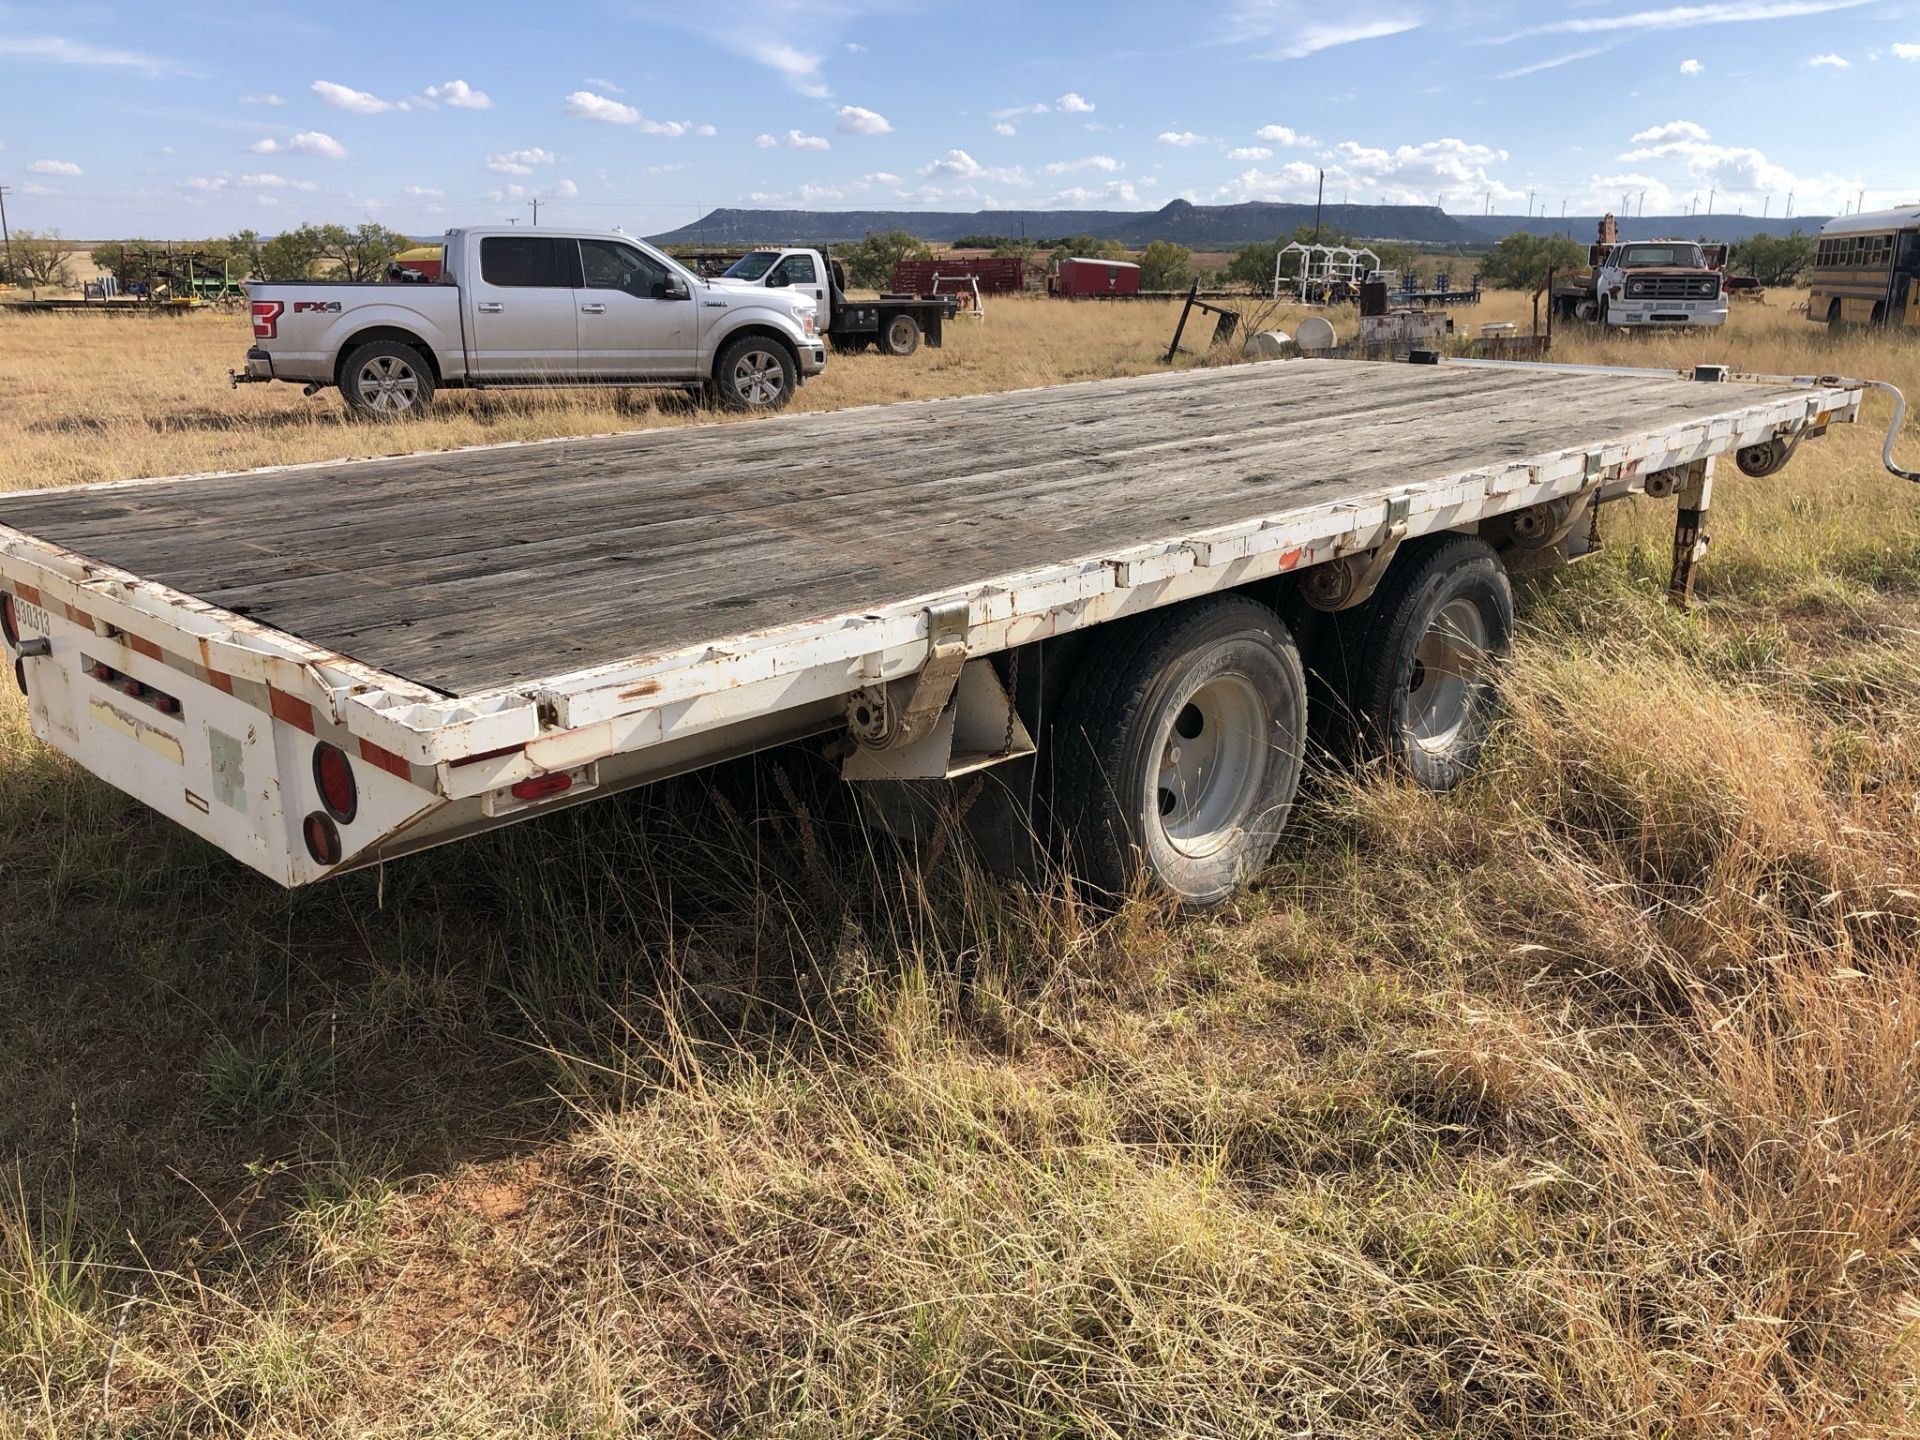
[[709, 247, 961, 356], [234, 226, 827, 419]]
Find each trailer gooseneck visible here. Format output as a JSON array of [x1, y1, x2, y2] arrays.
[[0, 358, 1903, 904]]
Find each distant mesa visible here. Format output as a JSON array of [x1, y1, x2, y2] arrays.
[[648, 199, 1831, 249]]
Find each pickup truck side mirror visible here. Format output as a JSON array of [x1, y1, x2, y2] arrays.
[[765, 274, 787, 288], [663, 275, 690, 301]]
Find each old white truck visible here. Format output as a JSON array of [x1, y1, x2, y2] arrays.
[[1553, 218, 1731, 330], [4, 359, 1912, 904], [711, 247, 961, 355], [233, 226, 827, 419]]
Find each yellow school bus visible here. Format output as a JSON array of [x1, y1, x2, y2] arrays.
[[1809, 206, 1920, 329]]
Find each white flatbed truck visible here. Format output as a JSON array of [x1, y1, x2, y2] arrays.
[[1, 359, 1907, 904]]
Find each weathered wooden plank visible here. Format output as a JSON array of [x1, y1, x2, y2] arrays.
[[0, 361, 1812, 697]]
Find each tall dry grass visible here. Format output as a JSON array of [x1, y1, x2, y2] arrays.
[[1, 289, 1919, 1437]]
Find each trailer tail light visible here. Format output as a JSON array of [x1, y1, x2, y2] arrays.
[[312, 741, 358, 823], [251, 300, 283, 340], [303, 811, 343, 867], [510, 772, 573, 802], [0, 593, 17, 648]]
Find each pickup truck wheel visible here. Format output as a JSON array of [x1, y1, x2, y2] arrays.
[[341, 341, 434, 420], [714, 335, 797, 412], [882, 314, 922, 356], [1315, 535, 1511, 791], [1054, 596, 1306, 907]]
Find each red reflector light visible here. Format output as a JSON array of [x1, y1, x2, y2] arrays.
[[0, 593, 16, 648], [510, 773, 573, 802], [312, 741, 358, 824], [303, 811, 343, 867], [251, 300, 283, 340]]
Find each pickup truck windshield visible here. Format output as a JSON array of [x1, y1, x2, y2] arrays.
[[1618, 244, 1705, 268], [722, 251, 781, 280]]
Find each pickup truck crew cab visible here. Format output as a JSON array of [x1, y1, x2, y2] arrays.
[[235, 227, 826, 419]]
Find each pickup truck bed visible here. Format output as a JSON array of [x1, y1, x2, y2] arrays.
[[2, 361, 1834, 698], [0, 359, 1859, 886]]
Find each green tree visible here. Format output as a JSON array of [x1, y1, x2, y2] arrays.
[[226, 229, 266, 281], [1047, 234, 1128, 264], [1479, 232, 1587, 297], [257, 225, 328, 280], [1137, 239, 1194, 292], [1372, 241, 1422, 280], [843, 229, 932, 290], [1733, 231, 1815, 287], [10, 230, 73, 288], [314, 222, 415, 282], [1225, 240, 1280, 290]]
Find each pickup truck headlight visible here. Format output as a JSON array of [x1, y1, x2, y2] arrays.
[[800, 310, 818, 338], [1625, 278, 1649, 298]]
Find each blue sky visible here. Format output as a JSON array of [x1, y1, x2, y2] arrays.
[[0, 0, 1915, 238]]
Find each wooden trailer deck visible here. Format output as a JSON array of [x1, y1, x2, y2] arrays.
[[0, 361, 1823, 698]]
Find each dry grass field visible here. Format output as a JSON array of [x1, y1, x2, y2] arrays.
[[2, 291, 1919, 1438]]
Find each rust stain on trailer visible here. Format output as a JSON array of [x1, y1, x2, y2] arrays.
[[618, 678, 663, 700]]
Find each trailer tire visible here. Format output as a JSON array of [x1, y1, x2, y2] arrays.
[[713, 334, 798, 412], [340, 340, 434, 420], [1314, 535, 1511, 791], [1054, 596, 1306, 907], [881, 313, 922, 356]]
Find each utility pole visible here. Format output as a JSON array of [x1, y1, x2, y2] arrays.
[[1313, 169, 1324, 244], [0, 185, 11, 285], [528, 197, 541, 227]]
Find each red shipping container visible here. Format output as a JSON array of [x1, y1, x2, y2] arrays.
[[1054, 257, 1141, 297]]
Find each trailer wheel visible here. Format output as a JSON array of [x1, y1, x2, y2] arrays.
[[341, 340, 434, 420], [1315, 536, 1511, 791], [1826, 299, 1845, 332], [882, 313, 922, 356], [1055, 596, 1306, 907], [714, 334, 798, 412]]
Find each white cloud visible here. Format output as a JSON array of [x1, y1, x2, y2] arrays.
[[1221, 6, 1422, 60], [1156, 131, 1214, 146], [1040, 179, 1140, 206], [1894, 42, 1920, 59], [312, 79, 396, 114], [18, 181, 62, 196], [404, 185, 445, 197], [289, 131, 347, 159], [835, 104, 892, 135], [1494, 0, 1871, 42], [27, 159, 81, 176], [1807, 52, 1849, 66], [1216, 135, 1522, 209], [0, 35, 181, 74], [1227, 146, 1273, 160], [1631, 119, 1711, 143], [563, 91, 704, 134], [990, 101, 1051, 119], [755, 129, 831, 150], [423, 79, 492, 109], [248, 138, 280, 154], [1497, 45, 1614, 78], [925, 148, 985, 178], [1680, 57, 1705, 72], [584, 76, 624, 92], [647, 162, 688, 174], [1041, 154, 1121, 175], [238, 173, 317, 191], [485, 147, 557, 175], [993, 122, 1017, 137], [846, 41, 866, 52], [863, 171, 902, 185], [1055, 91, 1095, 112], [239, 92, 285, 105], [547, 178, 579, 199], [1254, 124, 1316, 145], [733, 37, 829, 97]]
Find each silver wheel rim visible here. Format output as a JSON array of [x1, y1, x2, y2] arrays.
[[356, 355, 420, 414], [888, 317, 915, 350], [1404, 598, 1489, 754], [1155, 675, 1268, 859], [731, 350, 786, 406]]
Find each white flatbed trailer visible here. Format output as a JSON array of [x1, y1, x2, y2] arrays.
[[0, 358, 1883, 900]]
